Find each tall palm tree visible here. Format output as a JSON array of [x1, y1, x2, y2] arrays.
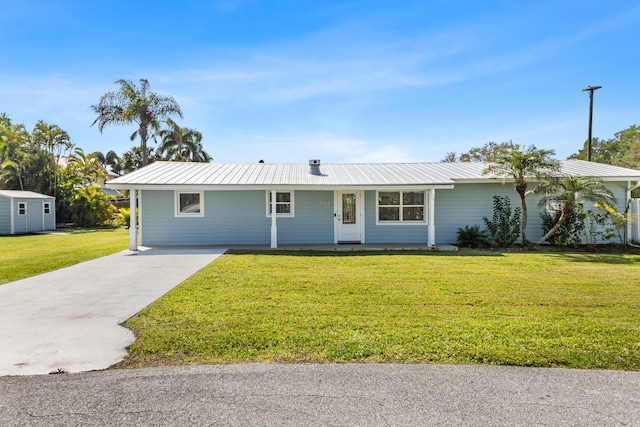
[[0, 120, 31, 190], [535, 176, 615, 244], [90, 78, 183, 166], [32, 120, 72, 196], [105, 150, 123, 175], [483, 143, 559, 245], [157, 120, 212, 162]]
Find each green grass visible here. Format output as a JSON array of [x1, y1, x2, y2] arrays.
[[122, 250, 640, 370], [0, 228, 128, 285]]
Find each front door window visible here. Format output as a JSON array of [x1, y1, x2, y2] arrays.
[[342, 193, 356, 224]]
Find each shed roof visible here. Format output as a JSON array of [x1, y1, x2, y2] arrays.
[[0, 190, 54, 199], [106, 159, 640, 190]]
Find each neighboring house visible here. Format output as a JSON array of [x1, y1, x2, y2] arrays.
[[106, 160, 640, 250], [0, 190, 56, 235]]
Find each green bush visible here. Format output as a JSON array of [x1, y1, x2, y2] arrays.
[[483, 195, 521, 248], [540, 208, 585, 246], [456, 225, 490, 248], [70, 184, 117, 227], [118, 207, 131, 228]]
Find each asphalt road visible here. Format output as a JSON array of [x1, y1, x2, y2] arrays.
[[1, 363, 638, 426]]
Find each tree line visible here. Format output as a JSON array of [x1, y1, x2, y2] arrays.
[[0, 78, 212, 226]]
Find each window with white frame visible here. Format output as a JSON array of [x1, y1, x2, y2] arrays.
[[43, 202, 51, 215], [175, 191, 204, 216], [18, 202, 26, 215], [377, 191, 426, 223], [266, 191, 294, 217]]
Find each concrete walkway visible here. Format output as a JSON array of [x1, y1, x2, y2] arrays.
[[0, 248, 225, 376]]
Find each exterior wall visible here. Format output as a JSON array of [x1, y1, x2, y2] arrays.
[[434, 183, 523, 244], [276, 190, 334, 244], [0, 197, 10, 234], [0, 197, 54, 235], [138, 181, 633, 246], [0, 197, 11, 235], [140, 190, 334, 246], [434, 181, 630, 245], [363, 190, 430, 244]]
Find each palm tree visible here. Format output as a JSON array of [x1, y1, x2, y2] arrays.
[[32, 121, 72, 196], [122, 145, 155, 173], [483, 143, 559, 245], [90, 78, 183, 166], [0, 120, 31, 190], [105, 150, 123, 175], [66, 148, 105, 187], [535, 176, 615, 244], [156, 120, 212, 162]]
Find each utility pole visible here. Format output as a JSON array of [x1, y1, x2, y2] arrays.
[[582, 85, 602, 161]]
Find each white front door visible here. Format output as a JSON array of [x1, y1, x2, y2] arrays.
[[336, 191, 363, 243]]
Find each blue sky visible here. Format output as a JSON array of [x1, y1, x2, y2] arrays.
[[1, 0, 639, 163]]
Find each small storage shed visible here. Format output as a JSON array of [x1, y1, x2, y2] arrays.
[[0, 190, 56, 235]]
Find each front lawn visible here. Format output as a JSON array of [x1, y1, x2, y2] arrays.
[[0, 228, 128, 285], [122, 250, 640, 370]]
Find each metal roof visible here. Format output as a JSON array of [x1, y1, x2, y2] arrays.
[[0, 190, 54, 199], [106, 159, 640, 190]]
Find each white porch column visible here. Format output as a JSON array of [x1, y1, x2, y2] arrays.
[[129, 188, 138, 251], [428, 189, 436, 247], [270, 189, 278, 248]]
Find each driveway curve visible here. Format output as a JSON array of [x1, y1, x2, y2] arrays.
[[0, 247, 225, 376]]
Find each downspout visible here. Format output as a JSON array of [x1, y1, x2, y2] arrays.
[[270, 189, 277, 248], [428, 189, 436, 247], [129, 188, 138, 251]]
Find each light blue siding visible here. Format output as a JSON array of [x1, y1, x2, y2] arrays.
[[138, 181, 633, 246], [0, 197, 10, 234], [276, 191, 334, 244], [434, 182, 630, 244], [140, 190, 334, 246], [434, 183, 521, 244], [364, 190, 429, 244], [4, 197, 56, 234]]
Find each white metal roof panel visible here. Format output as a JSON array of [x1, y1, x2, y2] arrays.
[[106, 160, 640, 189], [0, 190, 54, 199]]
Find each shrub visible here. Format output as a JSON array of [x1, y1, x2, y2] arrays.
[[540, 208, 585, 246], [71, 184, 117, 227], [483, 195, 521, 248], [118, 207, 131, 228], [456, 225, 490, 248]]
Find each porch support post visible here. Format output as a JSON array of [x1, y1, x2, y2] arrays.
[[129, 188, 138, 251], [270, 189, 278, 248], [428, 189, 436, 247]]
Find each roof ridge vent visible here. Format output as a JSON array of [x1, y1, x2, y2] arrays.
[[309, 159, 321, 175]]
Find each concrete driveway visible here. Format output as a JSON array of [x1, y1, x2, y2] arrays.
[[0, 247, 225, 376]]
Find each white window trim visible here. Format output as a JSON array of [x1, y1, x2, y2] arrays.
[[175, 191, 204, 217], [376, 190, 428, 225], [18, 202, 27, 216], [266, 190, 295, 217], [43, 202, 51, 215]]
